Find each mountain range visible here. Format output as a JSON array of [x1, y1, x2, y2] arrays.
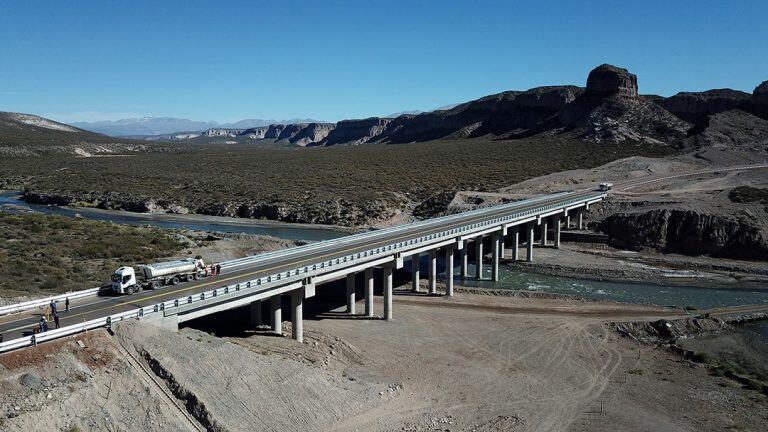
[[70, 117, 321, 137], [3, 63, 768, 156]]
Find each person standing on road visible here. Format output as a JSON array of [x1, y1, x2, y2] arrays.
[[49, 300, 57, 314], [65, 297, 70, 313], [39, 316, 48, 332], [216, 264, 221, 276], [53, 312, 61, 329]]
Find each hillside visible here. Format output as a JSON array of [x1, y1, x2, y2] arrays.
[[0, 112, 156, 156]]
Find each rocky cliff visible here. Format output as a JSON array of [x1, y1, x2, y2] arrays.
[[658, 89, 751, 123], [599, 209, 768, 260]]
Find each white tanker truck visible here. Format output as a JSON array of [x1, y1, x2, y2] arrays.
[[111, 258, 207, 295]]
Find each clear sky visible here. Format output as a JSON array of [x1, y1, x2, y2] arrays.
[[1, 0, 766, 123]]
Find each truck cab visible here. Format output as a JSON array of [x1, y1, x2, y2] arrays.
[[598, 182, 613, 191], [112, 267, 139, 294]]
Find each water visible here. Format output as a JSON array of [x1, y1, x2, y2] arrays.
[[4, 190, 768, 310], [0, 191, 346, 242], [448, 262, 768, 310]]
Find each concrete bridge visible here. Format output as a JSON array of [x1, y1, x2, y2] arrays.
[[0, 190, 604, 351]]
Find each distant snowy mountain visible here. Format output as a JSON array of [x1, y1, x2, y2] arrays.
[[71, 116, 321, 137]]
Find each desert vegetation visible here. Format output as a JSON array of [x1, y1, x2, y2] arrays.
[[0, 213, 184, 296], [2, 137, 673, 225]]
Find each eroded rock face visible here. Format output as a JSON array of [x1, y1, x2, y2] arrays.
[[753, 80, 768, 106], [660, 89, 751, 122], [586, 64, 638, 97], [599, 209, 768, 259], [321, 118, 391, 145]]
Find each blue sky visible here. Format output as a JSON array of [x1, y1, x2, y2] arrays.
[[1, 0, 766, 123]]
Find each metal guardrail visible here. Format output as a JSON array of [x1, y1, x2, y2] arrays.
[[0, 192, 571, 317], [0, 192, 604, 353]]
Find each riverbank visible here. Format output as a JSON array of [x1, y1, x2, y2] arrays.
[[505, 242, 768, 291]]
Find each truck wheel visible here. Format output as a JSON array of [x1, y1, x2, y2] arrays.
[[170, 277, 179, 286], [127, 286, 135, 295], [193, 273, 200, 281], [152, 281, 160, 290]]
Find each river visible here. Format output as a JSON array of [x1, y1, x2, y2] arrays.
[[3, 190, 768, 310]]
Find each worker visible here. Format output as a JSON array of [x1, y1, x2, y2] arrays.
[[49, 300, 57, 314], [216, 264, 221, 276], [65, 297, 70, 313], [53, 311, 61, 329], [211, 264, 217, 277], [39, 316, 48, 333]]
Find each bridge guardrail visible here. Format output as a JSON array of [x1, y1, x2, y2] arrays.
[[0, 192, 604, 353], [0, 192, 571, 317]]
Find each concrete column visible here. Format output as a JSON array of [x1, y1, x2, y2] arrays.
[[475, 236, 484, 280], [499, 226, 506, 259], [512, 226, 520, 261], [428, 249, 437, 294], [491, 232, 500, 282], [291, 290, 303, 343], [249, 300, 262, 327], [540, 220, 548, 246], [346, 273, 356, 315], [578, 210, 584, 230], [364, 267, 374, 317], [383, 266, 393, 320], [445, 247, 454, 297], [554, 215, 562, 249], [565, 214, 571, 229], [411, 253, 420, 292], [527, 223, 535, 262], [460, 242, 468, 279], [270, 295, 282, 336]]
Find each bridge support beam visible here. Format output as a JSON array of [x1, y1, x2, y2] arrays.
[[428, 249, 437, 294], [491, 231, 500, 282], [554, 215, 562, 249], [499, 226, 506, 259], [364, 267, 374, 317], [565, 214, 571, 229], [445, 246, 454, 297], [291, 290, 303, 343], [411, 253, 420, 292], [475, 236, 484, 280], [346, 273, 356, 315], [512, 226, 520, 261], [383, 266, 393, 320], [578, 210, 584, 230], [540, 220, 548, 246], [527, 223, 535, 262], [249, 300, 262, 327], [270, 295, 282, 336], [460, 242, 468, 279]]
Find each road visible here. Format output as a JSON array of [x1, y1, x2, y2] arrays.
[[0, 190, 602, 341]]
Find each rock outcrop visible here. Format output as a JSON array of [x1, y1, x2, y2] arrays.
[[659, 89, 751, 123], [750, 80, 768, 119], [599, 209, 768, 260], [320, 118, 391, 146], [585, 64, 638, 97]]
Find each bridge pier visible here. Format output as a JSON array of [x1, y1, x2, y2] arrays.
[[383, 266, 393, 320], [411, 253, 420, 292], [270, 295, 282, 336], [499, 225, 507, 259], [460, 241, 468, 279], [445, 246, 454, 297], [249, 300, 262, 327], [540, 219, 548, 246], [491, 231, 500, 282], [428, 249, 437, 294], [565, 214, 571, 229], [512, 226, 520, 261], [291, 290, 303, 342], [554, 215, 562, 249], [475, 236, 484, 279], [346, 273, 356, 315], [527, 223, 535, 262], [578, 210, 584, 230], [365, 268, 374, 317]]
